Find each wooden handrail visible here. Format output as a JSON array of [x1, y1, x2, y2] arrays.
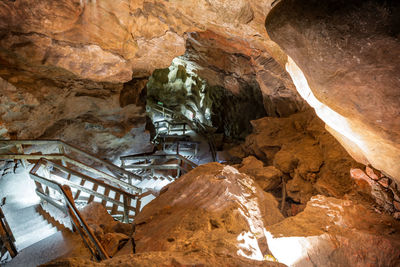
[[42, 159, 139, 199], [29, 160, 109, 261], [148, 103, 218, 162], [0, 153, 141, 194], [0, 139, 142, 181], [0, 207, 17, 260], [0, 139, 143, 192], [30, 158, 138, 223]]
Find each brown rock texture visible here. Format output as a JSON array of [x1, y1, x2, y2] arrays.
[[0, 0, 300, 152], [267, 195, 400, 267], [241, 110, 360, 204], [133, 163, 284, 260], [0, 77, 151, 159], [43, 163, 286, 266], [0, 0, 398, 188], [42, 251, 284, 267], [266, 0, 400, 182], [42, 163, 400, 267], [80, 202, 133, 257], [350, 167, 400, 215], [239, 156, 283, 191], [181, 31, 305, 118]]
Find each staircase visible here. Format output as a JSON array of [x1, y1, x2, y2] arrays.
[[0, 140, 143, 264], [0, 136, 202, 265], [0, 102, 210, 265], [5, 205, 59, 252], [148, 102, 218, 161]]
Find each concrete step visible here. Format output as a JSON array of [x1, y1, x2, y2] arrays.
[[4, 204, 60, 251], [12, 214, 50, 239], [15, 223, 58, 251]]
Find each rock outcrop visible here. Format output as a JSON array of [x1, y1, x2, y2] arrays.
[[42, 163, 286, 266], [133, 163, 284, 261], [266, 0, 400, 182], [80, 202, 132, 257], [233, 110, 361, 208], [0, 77, 151, 159], [238, 156, 283, 192], [42, 163, 400, 267], [267, 195, 400, 267], [0, 0, 399, 185]]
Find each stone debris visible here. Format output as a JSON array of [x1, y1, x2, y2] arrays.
[[79, 203, 133, 257], [350, 167, 400, 216], [42, 165, 400, 267], [239, 111, 358, 209], [238, 156, 283, 191], [266, 195, 400, 267]]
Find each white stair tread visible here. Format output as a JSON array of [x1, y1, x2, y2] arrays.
[[15, 223, 58, 251]]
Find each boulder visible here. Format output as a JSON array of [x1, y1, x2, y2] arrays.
[[101, 233, 129, 257], [266, 0, 400, 183], [239, 156, 283, 191], [244, 111, 358, 204], [266, 195, 400, 267], [133, 163, 285, 263]]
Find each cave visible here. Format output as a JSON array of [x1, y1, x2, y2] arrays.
[[0, 0, 399, 266]]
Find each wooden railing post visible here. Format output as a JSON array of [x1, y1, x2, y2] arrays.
[[58, 143, 67, 167], [16, 144, 27, 168], [62, 185, 77, 231], [177, 158, 181, 178], [135, 198, 142, 217], [0, 208, 17, 259], [122, 194, 129, 223]]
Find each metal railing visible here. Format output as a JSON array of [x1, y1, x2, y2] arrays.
[[30, 158, 141, 223], [0, 140, 143, 193], [29, 161, 109, 261], [148, 103, 176, 119], [148, 103, 217, 161], [154, 120, 190, 135], [121, 153, 198, 178], [154, 134, 200, 156], [0, 140, 158, 261]]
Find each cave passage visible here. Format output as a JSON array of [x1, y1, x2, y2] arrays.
[[0, 0, 400, 266]]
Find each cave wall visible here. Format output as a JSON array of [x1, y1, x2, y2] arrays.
[[181, 31, 305, 118], [0, 76, 151, 159], [146, 62, 267, 139], [0, 0, 297, 155], [265, 0, 400, 181], [0, 0, 398, 183]]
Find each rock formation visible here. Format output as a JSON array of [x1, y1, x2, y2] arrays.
[[43, 163, 286, 266], [265, 0, 400, 182], [230, 111, 361, 211], [1, 0, 398, 184], [43, 163, 400, 266], [1, 0, 400, 265], [267, 195, 400, 267]]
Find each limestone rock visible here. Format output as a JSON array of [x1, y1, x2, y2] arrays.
[[266, 0, 400, 182], [41, 251, 285, 267], [240, 156, 264, 171], [266, 195, 400, 267], [101, 233, 129, 257], [239, 156, 283, 191], [134, 163, 284, 262], [273, 150, 298, 174], [0, 77, 152, 159], [286, 170, 314, 204], [244, 111, 358, 204], [350, 168, 395, 214]]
